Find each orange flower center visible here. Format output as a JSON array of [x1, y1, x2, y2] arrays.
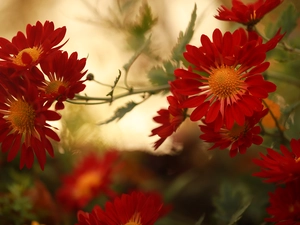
[[295, 157, 300, 163], [250, 10, 257, 21], [12, 46, 43, 67], [125, 213, 142, 225], [45, 80, 69, 95], [227, 123, 246, 141], [208, 66, 241, 98], [73, 171, 102, 199], [6, 99, 35, 133]]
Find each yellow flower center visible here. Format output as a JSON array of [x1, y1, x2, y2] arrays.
[[227, 123, 245, 141], [73, 171, 102, 199], [6, 99, 35, 133], [12, 46, 43, 67], [45, 80, 68, 95], [208, 66, 241, 98], [125, 213, 142, 225]]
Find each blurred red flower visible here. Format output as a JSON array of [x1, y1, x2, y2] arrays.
[[150, 84, 186, 149], [172, 28, 276, 131], [56, 151, 119, 212], [76, 191, 171, 225], [0, 82, 60, 170], [215, 0, 283, 29], [0, 21, 66, 70], [39, 50, 87, 110], [265, 180, 300, 224], [253, 138, 300, 184], [200, 107, 268, 157]]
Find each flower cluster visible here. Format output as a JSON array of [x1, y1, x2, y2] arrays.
[[150, 0, 284, 157], [76, 191, 171, 225], [0, 21, 88, 170], [253, 139, 300, 223]]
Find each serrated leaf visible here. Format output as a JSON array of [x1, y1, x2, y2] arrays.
[[213, 181, 251, 225], [126, 2, 157, 50], [98, 101, 138, 125], [147, 60, 176, 86], [172, 4, 197, 62], [106, 70, 122, 103], [129, 2, 158, 36]]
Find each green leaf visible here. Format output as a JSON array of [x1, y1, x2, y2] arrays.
[[129, 2, 158, 36], [98, 101, 138, 125], [172, 4, 197, 62], [127, 2, 157, 50], [147, 60, 176, 86], [213, 181, 252, 225], [266, 3, 300, 38]]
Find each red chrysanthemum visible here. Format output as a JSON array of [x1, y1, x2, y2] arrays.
[[252, 138, 300, 184], [0, 21, 66, 70], [200, 107, 268, 157], [172, 28, 276, 131], [76, 191, 171, 225], [0, 82, 61, 170], [215, 0, 283, 29], [150, 84, 186, 149], [39, 50, 87, 110], [56, 151, 119, 212], [265, 180, 300, 224]]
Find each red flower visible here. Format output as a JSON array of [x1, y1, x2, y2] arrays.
[[215, 0, 283, 29], [150, 84, 186, 149], [39, 50, 87, 110], [56, 151, 119, 212], [0, 82, 61, 170], [265, 180, 300, 224], [0, 21, 66, 70], [76, 191, 171, 225], [172, 28, 276, 131], [200, 107, 268, 157], [253, 138, 300, 184]]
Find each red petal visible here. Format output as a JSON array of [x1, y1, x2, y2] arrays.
[[190, 101, 210, 121], [205, 100, 220, 123]]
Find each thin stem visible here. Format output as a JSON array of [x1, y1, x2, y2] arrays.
[[266, 71, 300, 87], [262, 99, 287, 143], [71, 84, 170, 103], [123, 35, 152, 89], [92, 79, 128, 90]]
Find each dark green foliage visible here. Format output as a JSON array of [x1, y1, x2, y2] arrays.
[[213, 182, 252, 225]]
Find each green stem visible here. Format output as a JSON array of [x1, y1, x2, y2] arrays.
[[70, 84, 170, 103], [266, 71, 300, 87]]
